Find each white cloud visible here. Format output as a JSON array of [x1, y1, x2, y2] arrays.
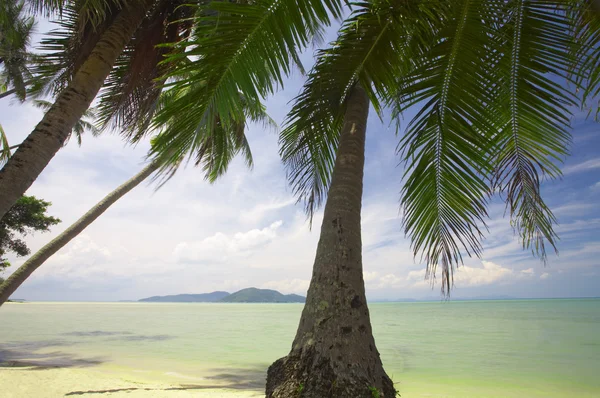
[[377, 273, 408, 289], [400, 261, 517, 289], [540, 273, 550, 280], [36, 235, 112, 278], [452, 261, 515, 287], [363, 271, 380, 283], [554, 203, 597, 217], [563, 158, 600, 175], [173, 220, 283, 263], [521, 268, 535, 276], [261, 279, 309, 295], [240, 198, 296, 224]]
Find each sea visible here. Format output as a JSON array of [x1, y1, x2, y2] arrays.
[[1, 299, 599, 397]]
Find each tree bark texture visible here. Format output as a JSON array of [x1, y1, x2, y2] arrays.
[[0, 0, 154, 220], [0, 161, 158, 306], [266, 85, 395, 398]]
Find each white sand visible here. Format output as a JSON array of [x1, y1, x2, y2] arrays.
[[0, 366, 264, 398]]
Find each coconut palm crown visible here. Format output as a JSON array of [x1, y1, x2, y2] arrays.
[[280, 0, 600, 292]]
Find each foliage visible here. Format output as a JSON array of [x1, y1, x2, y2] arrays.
[[368, 386, 380, 398], [0, 0, 36, 100], [30, 0, 271, 184], [150, 0, 345, 177], [34, 0, 196, 130], [279, 0, 599, 293], [0, 195, 60, 269]]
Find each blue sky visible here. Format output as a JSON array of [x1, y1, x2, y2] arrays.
[[1, 17, 599, 302]]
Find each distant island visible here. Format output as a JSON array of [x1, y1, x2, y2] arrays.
[[139, 291, 230, 303], [138, 288, 305, 303]]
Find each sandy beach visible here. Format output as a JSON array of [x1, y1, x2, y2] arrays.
[[0, 366, 264, 398]]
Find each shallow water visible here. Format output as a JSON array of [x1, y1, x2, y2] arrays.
[[1, 299, 599, 397]]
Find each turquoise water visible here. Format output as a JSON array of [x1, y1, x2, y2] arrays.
[[1, 299, 599, 397]]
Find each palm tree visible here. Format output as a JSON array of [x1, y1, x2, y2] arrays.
[[0, 0, 195, 219], [263, 2, 599, 397]]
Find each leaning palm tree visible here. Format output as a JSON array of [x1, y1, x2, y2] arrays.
[[0, 83, 274, 306], [265, 2, 599, 397]]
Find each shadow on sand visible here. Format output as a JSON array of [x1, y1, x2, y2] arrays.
[[0, 339, 106, 369], [65, 366, 267, 396], [64, 330, 174, 342], [0, 330, 175, 370]]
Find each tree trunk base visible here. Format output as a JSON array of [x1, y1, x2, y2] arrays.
[[266, 346, 395, 398]]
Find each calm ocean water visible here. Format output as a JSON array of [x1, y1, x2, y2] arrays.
[[1, 299, 599, 397]]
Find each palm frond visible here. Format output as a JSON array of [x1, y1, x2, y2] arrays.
[[281, 0, 443, 223], [149, 83, 274, 186], [25, 0, 137, 24], [396, 0, 499, 294], [0, 0, 36, 101], [95, 0, 194, 134], [24, 0, 65, 16], [33, 2, 121, 96], [566, 0, 600, 114], [151, 0, 345, 163], [490, 0, 576, 261], [31, 0, 158, 98]]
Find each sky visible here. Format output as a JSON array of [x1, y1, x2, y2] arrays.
[[1, 17, 599, 302]]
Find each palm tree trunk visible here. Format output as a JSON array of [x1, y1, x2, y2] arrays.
[[266, 85, 395, 398], [0, 0, 154, 220], [0, 161, 158, 306]]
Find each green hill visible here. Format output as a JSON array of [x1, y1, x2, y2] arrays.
[[219, 288, 305, 303], [139, 291, 230, 302]]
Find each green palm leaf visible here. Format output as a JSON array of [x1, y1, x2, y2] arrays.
[[0, 0, 36, 100], [567, 0, 600, 114], [490, 0, 577, 261], [396, 0, 499, 293], [149, 83, 275, 186], [151, 0, 344, 165]]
